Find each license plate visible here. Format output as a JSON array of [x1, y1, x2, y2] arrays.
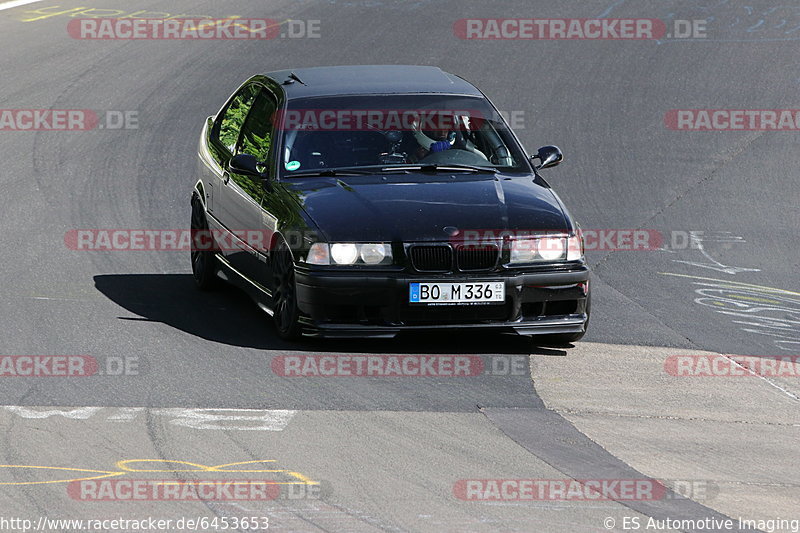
[[409, 281, 505, 305]]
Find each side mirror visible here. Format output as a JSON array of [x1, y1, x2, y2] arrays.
[[532, 145, 563, 170], [228, 153, 264, 177]]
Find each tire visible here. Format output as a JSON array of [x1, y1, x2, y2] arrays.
[[271, 240, 302, 340], [190, 197, 219, 291], [535, 292, 591, 346]]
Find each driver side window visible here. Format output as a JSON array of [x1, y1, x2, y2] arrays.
[[238, 91, 277, 163], [217, 84, 259, 153]]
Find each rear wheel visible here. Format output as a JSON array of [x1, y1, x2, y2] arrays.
[[190, 198, 219, 290], [272, 241, 302, 340]]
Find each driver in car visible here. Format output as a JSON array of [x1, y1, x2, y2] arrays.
[[412, 113, 457, 160], [411, 113, 489, 163]]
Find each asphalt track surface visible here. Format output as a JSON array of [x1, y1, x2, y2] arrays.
[[1, 1, 799, 532]]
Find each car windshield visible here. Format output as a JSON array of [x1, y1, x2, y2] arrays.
[[278, 94, 529, 176]]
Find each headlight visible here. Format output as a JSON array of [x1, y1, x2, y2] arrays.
[[509, 236, 568, 264], [510, 239, 538, 263], [306, 243, 330, 265], [360, 243, 387, 264], [331, 243, 359, 265], [305, 243, 393, 266], [567, 234, 584, 261], [538, 237, 565, 260]]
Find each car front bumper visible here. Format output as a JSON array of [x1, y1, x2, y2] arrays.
[[295, 266, 590, 338]]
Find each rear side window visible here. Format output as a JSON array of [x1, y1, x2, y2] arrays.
[[217, 84, 259, 152], [238, 91, 278, 163]]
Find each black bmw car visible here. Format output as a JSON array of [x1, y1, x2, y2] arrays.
[[191, 65, 590, 342]]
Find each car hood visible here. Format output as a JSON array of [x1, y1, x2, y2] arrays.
[[283, 174, 569, 243]]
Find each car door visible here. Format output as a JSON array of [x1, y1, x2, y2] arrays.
[[219, 88, 280, 281], [202, 82, 259, 240]]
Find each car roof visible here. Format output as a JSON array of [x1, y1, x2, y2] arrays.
[[262, 65, 484, 99]]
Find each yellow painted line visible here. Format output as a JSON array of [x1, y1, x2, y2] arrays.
[[0, 465, 125, 486], [117, 459, 284, 472], [725, 295, 783, 304], [287, 471, 320, 484], [1, 459, 317, 485], [18, 7, 236, 22], [659, 273, 800, 297], [20, 7, 107, 22]]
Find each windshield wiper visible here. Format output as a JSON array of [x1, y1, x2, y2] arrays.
[[288, 164, 500, 177], [288, 167, 376, 177], [380, 164, 498, 173]]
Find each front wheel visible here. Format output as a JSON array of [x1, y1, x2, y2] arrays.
[[190, 198, 219, 291], [271, 241, 302, 340]]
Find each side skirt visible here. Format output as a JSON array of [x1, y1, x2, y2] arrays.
[[214, 254, 275, 317]]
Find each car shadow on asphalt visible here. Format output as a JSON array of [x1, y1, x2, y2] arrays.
[[93, 274, 568, 356]]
